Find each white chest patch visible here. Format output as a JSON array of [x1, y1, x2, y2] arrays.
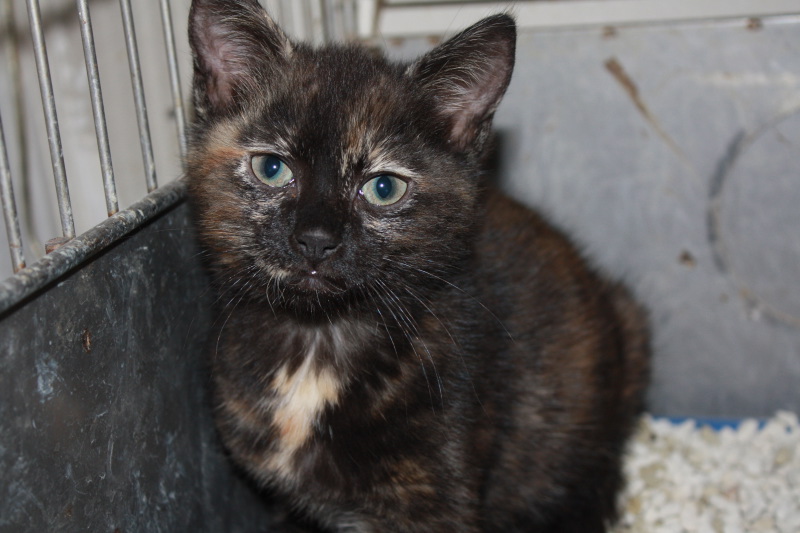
[[265, 341, 341, 479], [271, 356, 340, 446]]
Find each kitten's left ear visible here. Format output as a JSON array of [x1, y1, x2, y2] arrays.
[[189, 0, 293, 118], [408, 14, 516, 152]]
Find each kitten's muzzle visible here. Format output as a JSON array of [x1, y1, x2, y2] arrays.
[[294, 227, 340, 265]]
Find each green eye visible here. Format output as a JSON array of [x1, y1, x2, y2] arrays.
[[360, 175, 408, 206], [252, 154, 294, 187]]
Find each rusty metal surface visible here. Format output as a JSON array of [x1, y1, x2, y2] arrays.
[[0, 202, 274, 532]]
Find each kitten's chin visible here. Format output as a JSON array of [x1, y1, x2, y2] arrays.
[[258, 263, 347, 295], [266, 271, 358, 317], [290, 270, 344, 294]]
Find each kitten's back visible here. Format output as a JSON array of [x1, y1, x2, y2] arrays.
[[474, 190, 649, 530]]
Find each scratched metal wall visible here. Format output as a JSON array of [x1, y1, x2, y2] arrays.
[[386, 16, 800, 418], [0, 202, 280, 532]]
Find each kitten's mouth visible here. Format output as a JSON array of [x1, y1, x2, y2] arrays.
[[289, 270, 345, 294]]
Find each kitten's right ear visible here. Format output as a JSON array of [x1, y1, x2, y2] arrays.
[[189, 0, 292, 118]]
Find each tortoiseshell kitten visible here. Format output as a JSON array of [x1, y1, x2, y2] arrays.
[[186, 1, 649, 531]]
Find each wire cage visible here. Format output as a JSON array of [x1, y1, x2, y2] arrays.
[[2, 0, 800, 531]]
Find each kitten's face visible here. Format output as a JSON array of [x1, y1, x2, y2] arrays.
[[187, 0, 515, 315]]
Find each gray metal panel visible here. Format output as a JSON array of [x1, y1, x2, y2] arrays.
[[385, 16, 800, 418], [0, 202, 274, 532]]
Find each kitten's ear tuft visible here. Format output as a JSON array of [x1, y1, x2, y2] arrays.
[[189, 0, 292, 117], [409, 14, 516, 152]]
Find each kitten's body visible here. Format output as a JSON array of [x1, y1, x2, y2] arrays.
[[187, 2, 649, 532]]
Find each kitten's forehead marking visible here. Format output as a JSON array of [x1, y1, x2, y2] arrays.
[[340, 119, 371, 177]]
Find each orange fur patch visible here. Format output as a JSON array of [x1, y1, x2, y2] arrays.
[[193, 121, 247, 173]]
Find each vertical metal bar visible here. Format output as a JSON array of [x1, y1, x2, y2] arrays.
[[325, 0, 345, 42], [24, 0, 76, 240], [289, 0, 307, 40], [356, 0, 377, 39], [339, 0, 355, 41], [119, 0, 158, 192], [159, 0, 187, 166], [278, 0, 294, 34], [0, 113, 26, 273], [77, 0, 119, 216], [2, 0, 40, 258], [264, 0, 283, 25], [309, 0, 327, 44]]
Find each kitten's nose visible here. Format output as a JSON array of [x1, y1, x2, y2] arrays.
[[294, 227, 340, 263]]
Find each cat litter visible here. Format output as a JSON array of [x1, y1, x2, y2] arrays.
[[613, 411, 800, 532]]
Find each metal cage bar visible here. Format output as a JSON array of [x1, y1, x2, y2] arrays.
[[309, 0, 327, 44], [325, 0, 345, 42], [264, 0, 283, 25], [77, 0, 119, 216], [25, 0, 76, 241], [119, 0, 158, 192], [288, 0, 307, 41], [159, 0, 188, 166], [0, 113, 25, 273]]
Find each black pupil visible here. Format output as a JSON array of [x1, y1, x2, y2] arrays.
[[375, 176, 392, 199], [264, 156, 281, 178]]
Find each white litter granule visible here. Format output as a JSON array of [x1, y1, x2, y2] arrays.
[[613, 411, 800, 533]]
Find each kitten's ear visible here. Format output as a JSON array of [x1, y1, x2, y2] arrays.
[[189, 0, 292, 117], [408, 14, 516, 152]]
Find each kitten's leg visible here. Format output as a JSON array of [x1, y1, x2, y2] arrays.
[[333, 515, 481, 533], [327, 496, 482, 533], [486, 508, 607, 533]]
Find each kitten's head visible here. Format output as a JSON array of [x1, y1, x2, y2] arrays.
[[187, 0, 515, 316]]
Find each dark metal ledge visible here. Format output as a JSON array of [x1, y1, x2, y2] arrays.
[[0, 178, 186, 315]]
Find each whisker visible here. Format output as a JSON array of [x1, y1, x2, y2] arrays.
[[390, 258, 514, 342], [399, 281, 487, 415], [371, 280, 433, 401], [375, 278, 444, 409], [214, 269, 260, 359]]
